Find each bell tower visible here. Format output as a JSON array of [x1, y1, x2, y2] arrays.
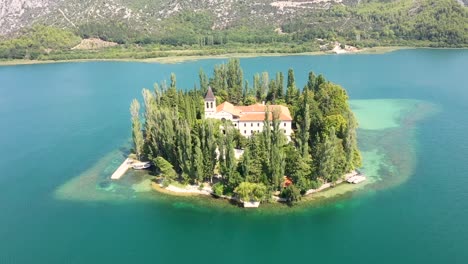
[[204, 86, 216, 118]]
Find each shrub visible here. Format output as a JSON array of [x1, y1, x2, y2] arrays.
[[212, 182, 224, 196]]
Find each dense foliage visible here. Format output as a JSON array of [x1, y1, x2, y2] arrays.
[[0, 0, 466, 61], [130, 59, 361, 202], [284, 0, 468, 47], [0, 25, 80, 60]]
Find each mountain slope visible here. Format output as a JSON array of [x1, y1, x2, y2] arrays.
[[0, 0, 466, 61], [0, 0, 374, 36]]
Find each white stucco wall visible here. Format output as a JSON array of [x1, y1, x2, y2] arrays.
[[213, 111, 234, 121], [236, 121, 292, 138], [204, 100, 216, 118]]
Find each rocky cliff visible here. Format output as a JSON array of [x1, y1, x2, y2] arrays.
[[0, 0, 360, 36]]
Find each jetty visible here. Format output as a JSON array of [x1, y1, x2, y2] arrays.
[[111, 158, 131, 180], [347, 174, 366, 184]]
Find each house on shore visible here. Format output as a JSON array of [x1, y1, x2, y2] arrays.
[[204, 86, 293, 139]]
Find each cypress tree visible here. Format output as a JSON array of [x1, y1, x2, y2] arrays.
[[276, 72, 284, 99], [201, 120, 217, 182], [286, 68, 299, 105], [199, 68, 209, 94], [253, 73, 260, 101], [170, 73, 177, 89], [259, 72, 269, 101], [130, 99, 144, 160], [227, 59, 243, 104], [176, 120, 193, 182], [267, 79, 277, 103], [192, 135, 204, 183], [155, 157, 176, 182], [307, 71, 316, 91]]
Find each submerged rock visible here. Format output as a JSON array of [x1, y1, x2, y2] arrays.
[[97, 180, 113, 191]]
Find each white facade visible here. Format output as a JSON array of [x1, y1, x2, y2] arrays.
[[203, 87, 293, 140], [233, 120, 292, 138], [204, 99, 216, 118]]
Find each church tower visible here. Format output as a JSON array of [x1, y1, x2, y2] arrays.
[[204, 86, 216, 118]]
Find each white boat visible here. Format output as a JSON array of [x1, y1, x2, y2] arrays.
[[132, 162, 151, 170], [243, 201, 260, 208]]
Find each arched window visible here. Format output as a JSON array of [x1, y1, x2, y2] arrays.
[[210, 102, 213, 108], [206, 102, 209, 108]]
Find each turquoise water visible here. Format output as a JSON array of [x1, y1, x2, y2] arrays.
[[1, 49, 467, 263]]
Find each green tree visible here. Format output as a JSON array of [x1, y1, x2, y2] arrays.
[[286, 68, 299, 105], [226, 58, 244, 104], [130, 99, 144, 160], [276, 72, 285, 99], [282, 185, 301, 204], [199, 68, 209, 94], [155, 156, 177, 181], [306, 71, 316, 91]]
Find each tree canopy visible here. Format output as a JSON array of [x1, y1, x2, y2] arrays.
[[130, 59, 361, 203]]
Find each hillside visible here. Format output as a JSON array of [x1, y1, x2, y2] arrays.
[[0, 0, 467, 60], [2, 0, 360, 35]]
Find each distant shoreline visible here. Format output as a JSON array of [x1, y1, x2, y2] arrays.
[[0, 46, 411, 66]]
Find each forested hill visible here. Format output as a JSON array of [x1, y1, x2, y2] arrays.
[[0, 0, 467, 60]]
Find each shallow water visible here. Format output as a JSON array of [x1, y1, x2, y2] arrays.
[[1, 49, 467, 263]]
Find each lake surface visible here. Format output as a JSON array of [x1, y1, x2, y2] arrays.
[[1, 49, 467, 263]]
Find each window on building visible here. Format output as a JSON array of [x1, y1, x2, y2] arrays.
[[234, 123, 237, 127], [251, 123, 253, 127], [210, 102, 213, 108], [206, 102, 209, 108], [244, 130, 246, 134], [244, 123, 246, 127], [284, 122, 286, 127], [257, 123, 260, 127]]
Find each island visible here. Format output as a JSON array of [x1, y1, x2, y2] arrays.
[[126, 59, 363, 207]]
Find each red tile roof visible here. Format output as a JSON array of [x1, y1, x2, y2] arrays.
[[216, 102, 292, 121]]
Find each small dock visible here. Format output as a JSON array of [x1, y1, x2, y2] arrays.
[[111, 158, 131, 180], [347, 174, 366, 184]]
